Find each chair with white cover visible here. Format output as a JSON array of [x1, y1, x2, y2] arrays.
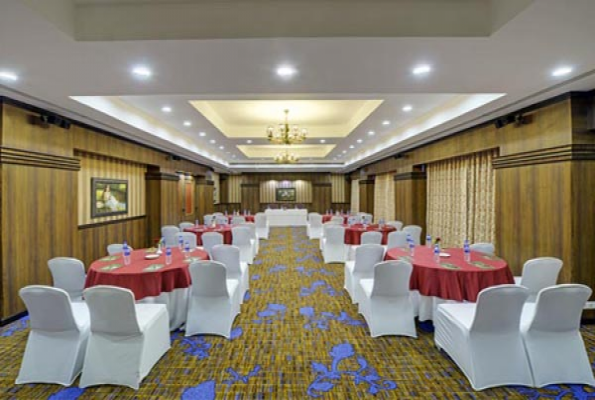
[[213, 212, 223, 216], [215, 215, 229, 225], [16, 286, 90, 386], [79, 286, 170, 390], [202, 232, 223, 258], [344, 244, 385, 304], [358, 261, 416, 338], [347, 215, 362, 225], [403, 225, 422, 245], [434, 285, 533, 391], [521, 284, 595, 387], [361, 214, 373, 224], [331, 216, 344, 224], [175, 232, 197, 249], [107, 244, 134, 256], [48, 257, 86, 302], [469, 243, 495, 256], [386, 220, 403, 230], [161, 225, 180, 247], [179, 221, 194, 231], [361, 231, 382, 245], [185, 261, 240, 338], [211, 245, 248, 305], [231, 226, 254, 264], [307, 214, 323, 239], [255, 212, 269, 239], [203, 214, 214, 225], [322, 225, 347, 264], [385, 231, 409, 250], [241, 222, 259, 255], [231, 216, 246, 225], [514, 257, 563, 301], [319, 222, 336, 251]]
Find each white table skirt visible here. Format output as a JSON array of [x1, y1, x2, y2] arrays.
[[265, 209, 308, 226], [137, 287, 189, 331]]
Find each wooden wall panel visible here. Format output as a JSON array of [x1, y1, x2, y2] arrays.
[[571, 160, 595, 287], [358, 179, 375, 214], [228, 175, 242, 203], [331, 174, 347, 203], [241, 184, 260, 213], [196, 179, 214, 220], [394, 173, 427, 231], [312, 183, 331, 213]]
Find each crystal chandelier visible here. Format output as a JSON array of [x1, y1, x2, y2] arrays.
[[274, 150, 299, 164], [267, 109, 307, 145]]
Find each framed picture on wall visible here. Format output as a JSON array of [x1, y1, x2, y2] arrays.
[[91, 178, 129, 218], [276, 187, 296, 202]]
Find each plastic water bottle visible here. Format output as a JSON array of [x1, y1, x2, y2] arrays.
[[224, 210, 228, 216], [409, 240, 415, 256], [123, 245, 131, 265], [178, 236, 184, 250], [165, 247, 172, 265], [184, 241, 191, 258], [195, 219, 199, 226], [406, 234, 412, 246], [464, 239, 471, 262], [434, 244, 440, 263], [426, 234, 432, 248]]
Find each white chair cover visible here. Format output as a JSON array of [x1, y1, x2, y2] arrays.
[[307, 214, 323, 239], [16, 286, 90, 386], [516, 257, 563, 301], [358, 261, 416, 338], [202, 232, 224, 258], [319, 222, 336, 251], [386, 231, 408, 250], [434, 285, 533, 391], [179, 221, 194, 231], [203, 214, 214, 225], [521, 284, 595, 387], [161, 225, 180, 247], [79, 286, 171, 390], [212, 212, 223, 216], [322, 225, 346, 264], [361, 231, 382, 245], [185, 261, 240, 338], [255, 213, 269, 239], [469, 242, 495, 256], [386, 220, 403, 230], [231, 226, 254, 264], [211, 245, 248, 305], [347, 215, 362, 225], [240, 222, 259, 255], [48, 257, 86, 302], [231, 216, 246, 225], [343, 244, 385, 304], [361, 214, 373, 224], [107, 244, 134, 256], [402, 225, 422, 245], [175, 232, 198, 249], [330, 216, 344, 224], [215, 215, 229, 225]]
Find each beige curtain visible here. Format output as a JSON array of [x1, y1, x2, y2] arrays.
[[426, 150, 496, 248], [350, 179, 359, 212], [373, 173, 395, 222]]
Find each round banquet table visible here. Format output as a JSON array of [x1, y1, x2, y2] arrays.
[[184, 224, 233, 245], [344, 224, 396, 245], [322, 214, 349, 224], [85, 247, 208, 330], [384, 246, 514, 321], [226, 215, 254, 223]]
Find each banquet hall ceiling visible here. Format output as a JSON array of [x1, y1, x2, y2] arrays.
[[2, 0, 595, 172]]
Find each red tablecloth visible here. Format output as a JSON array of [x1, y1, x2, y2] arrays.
[[184, 225, 233, 245], [322, 214, 349, 223], [226, 215, 254, 223], [85, 248, 209, 300], [384, 246, 514, 302], [344, 224, 396, 245]]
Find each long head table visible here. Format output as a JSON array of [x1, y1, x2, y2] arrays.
[[264, 208, 308, 226]]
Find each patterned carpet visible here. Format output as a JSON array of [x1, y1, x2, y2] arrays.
[[1, 227, 595, 399]]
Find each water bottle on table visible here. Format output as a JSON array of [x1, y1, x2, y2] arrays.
[[178, 236, 184, 250], [165, 247, 172, 265], [184, 241, 191, 259], [409, 239, 415, 256], [426, 234, 432, 248], [463, 239, 471, 262], [434, 244, 440, 263], [123, 245, 131, 265]]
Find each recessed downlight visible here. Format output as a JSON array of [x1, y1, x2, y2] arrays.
[[412, 64, 432, 75], [368, 131, 375, 136], [131, 65, 152, 78], [342, 150, 347, 154], [210, 139, 216, 144], [199, 132, 206, 137], [276, 65, 297, 78], [161, 106, 172, 113], [382, 120, 390, 126], [402, 105, 413, 112], [356, 139, 363, 144], [0, 71, 18, 82], [219, 146, 224, 150], [551, 66, 573, 77], [183, 121, 192, 127], [246, 140, 253, 144], [320, 139, 326, 143]]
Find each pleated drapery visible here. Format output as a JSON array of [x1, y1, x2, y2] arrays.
[[373, 173, 395, 222], [350, 179, 360, 212]]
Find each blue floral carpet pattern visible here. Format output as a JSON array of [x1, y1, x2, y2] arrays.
[[1, 227, 594, 399]]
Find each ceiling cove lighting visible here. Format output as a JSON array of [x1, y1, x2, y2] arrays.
[[161, 106, 172, 113], [402, 105, 413, 112], [276, 65, 297, 78], [0, 71, 18, 82], [267, 109, 307, 145], [551, 66, 573, 77], [412, 64, 432, 75], [131, 65, 152, 78]]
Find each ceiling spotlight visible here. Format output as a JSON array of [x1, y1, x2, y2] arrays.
[[246, 140, 253, 144], [320, 139, 326, 143], [161, 106, 172, 113], [219, 146, 224, 150], [199, 132, 206, 137], [349, 145, 355, 149], [342, 150, 347, 154], [412, 64, 432, 75], [551, 66, 573, 77], [183, 121, 192, 127], [382, 120, 390, 126], [210, 139, 216, 144], [131, 65, 152, 78], [402, 105, 413, 112], [276, 65, 297, 78], [356, 139, 363, 144], [0, 71, 18, 82], [368, 131, 375, 136]]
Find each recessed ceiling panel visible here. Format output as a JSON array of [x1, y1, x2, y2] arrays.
[[237, 144, 336, 159]]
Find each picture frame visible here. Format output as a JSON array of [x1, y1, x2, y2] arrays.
[[91, 178, 129, 218], [276, 187, 296, 202]]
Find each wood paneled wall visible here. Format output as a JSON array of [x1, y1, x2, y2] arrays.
[[0, 100, 212, 322], [358, 179, 375, 214]]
